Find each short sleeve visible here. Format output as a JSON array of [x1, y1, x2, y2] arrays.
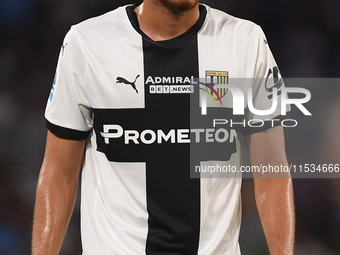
[[240, 26, 290, 135], [45, 27, 92, 140]]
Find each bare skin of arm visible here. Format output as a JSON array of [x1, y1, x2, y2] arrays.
[[244, 125, 295, 255], [32, 131, 86, 255]]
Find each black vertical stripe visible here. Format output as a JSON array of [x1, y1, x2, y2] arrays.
[[142, 37, 200, 254], [126, 5, 206, 253]]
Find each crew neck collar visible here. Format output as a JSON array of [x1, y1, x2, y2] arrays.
[[126, 3, 207, 47]]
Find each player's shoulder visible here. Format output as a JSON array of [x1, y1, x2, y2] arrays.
[[203, 4, 263, 36], [69, 4, 132, 37]]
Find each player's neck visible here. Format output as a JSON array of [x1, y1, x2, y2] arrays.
[[135, 1, 200, 41]]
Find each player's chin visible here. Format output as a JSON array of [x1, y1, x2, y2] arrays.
[[159, 0, 199, 13]]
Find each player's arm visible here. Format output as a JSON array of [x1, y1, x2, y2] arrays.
[[32, 131, 86, 255], [244, 125, 295, 255]]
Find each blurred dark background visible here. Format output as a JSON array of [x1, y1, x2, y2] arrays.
[[0, 0, 340, 254]]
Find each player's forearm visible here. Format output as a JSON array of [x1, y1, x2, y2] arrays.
[[255, 177, 295, 255], [32, 169, 78, 255]]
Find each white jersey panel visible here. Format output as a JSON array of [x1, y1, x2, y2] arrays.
[[73, 7, 145, 109], [197, 5, 285, 254], [81, 132, 148, 254], [198, 5, 288, 128], [45, 28, 92, 132], [246, 26, 288, 122], [46, 6, 145, 134], [69, 7, 149, 255]]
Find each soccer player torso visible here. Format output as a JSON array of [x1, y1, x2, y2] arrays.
[[46, 4, 281, 254]]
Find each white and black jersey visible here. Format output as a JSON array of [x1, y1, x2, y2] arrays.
[[45, 3, 287, 254]]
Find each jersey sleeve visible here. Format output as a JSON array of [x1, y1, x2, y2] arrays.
[[45, 27, 92, 140], [240, 26, 290, 135]]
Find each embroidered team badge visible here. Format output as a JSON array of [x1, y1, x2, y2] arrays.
[[205, 71, 229, 100]]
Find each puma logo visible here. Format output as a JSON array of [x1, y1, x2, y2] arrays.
[[116, 75, 140, 93]]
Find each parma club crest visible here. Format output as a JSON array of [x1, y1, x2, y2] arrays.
[[205, 71, 229, 100]]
